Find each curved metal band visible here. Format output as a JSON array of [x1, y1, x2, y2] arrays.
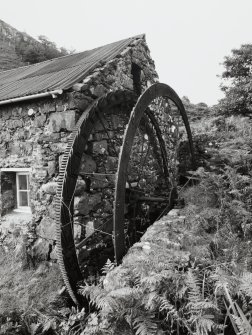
[[55, 90, 137, 304], [113, 83, 195, 263]]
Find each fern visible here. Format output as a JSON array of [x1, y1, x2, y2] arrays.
[[231, 302, 252, 335], [101, 259, 115, 275], [143, 291, 160, 310], [140, 273, 164, 290], [232, 314, 252, 335], [80, 312, 103, 335], [239, 272, 252, 300], [96, 295, 119, 313], [195, 316, 218, 335], [186, 269, 221, 334], [80, 284, 108, 310], [211, 267, 238, 298], [186, 269, 202, 305], [159, 296, 179, 321], [132, 314, 157, 335]]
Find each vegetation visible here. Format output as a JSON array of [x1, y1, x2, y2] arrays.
[[0, 20, 73, 70], [1, 42, 252, 335], [2, 115, 250, 335], [67, 114, 252, 335], [0, 243, 66, 334], [14, 34, 73, 64], [218, 44, 252, 115]]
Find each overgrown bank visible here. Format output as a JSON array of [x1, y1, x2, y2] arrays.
[[74, 114, 252, 334]]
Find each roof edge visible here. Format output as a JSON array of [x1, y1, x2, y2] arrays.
[[0, 33, 146, 104], [0, 89, 63, 107], [0, 34, 146, 75]]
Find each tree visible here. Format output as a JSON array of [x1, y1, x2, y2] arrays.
[[37, 35, 61, 60], [15, 34, 72, 65], [219, 44, 252, 114], [221, 44, 252, 81]]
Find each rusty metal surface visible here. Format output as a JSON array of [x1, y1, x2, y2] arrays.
[[55, 83, 195, 304], [0, 35, 144, 102], [55, 90, 137, 304], [113, 83, 195, 262]]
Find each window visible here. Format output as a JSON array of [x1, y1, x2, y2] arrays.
[[16, 173, 30, 209], [131, 62, 142, 95], [0, 168, 31, 214]]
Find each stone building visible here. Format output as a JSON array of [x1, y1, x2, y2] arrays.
[[0, 34, 158, 258]]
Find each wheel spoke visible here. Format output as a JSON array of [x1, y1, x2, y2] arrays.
[[134, 196, 169, 202], [76, 215, 113, 249], [136, 136, 151, 186], [97, 111, 119, 157]]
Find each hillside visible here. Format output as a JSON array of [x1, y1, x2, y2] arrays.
[[0, 20, 70, 71], [0, 20, 36, 70]]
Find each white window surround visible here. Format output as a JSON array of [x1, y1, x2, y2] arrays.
[[1, 168, 31, 172], [16, 172, 30, 211], [0, 168, 31, 213]]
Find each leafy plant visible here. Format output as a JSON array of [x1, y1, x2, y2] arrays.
[[218, 44, 252, 115], [14, 34, 73, 64]]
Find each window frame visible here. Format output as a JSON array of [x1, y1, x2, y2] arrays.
[[1, 168, 31, 213], [16, 172, 30, 210]]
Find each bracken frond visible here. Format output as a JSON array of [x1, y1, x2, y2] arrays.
[[186, 269, 202, 306], [232, 314, 252, 335], [101, 259, 116, 275], [159, 296, 179, 321], [239, 272, 252, 300], [142, 291, 160, 310], [132, 314, 158, 335]]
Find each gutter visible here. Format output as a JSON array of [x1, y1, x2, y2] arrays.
[[0, 89, 63, 106]]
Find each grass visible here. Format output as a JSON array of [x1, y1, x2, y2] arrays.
[[0, 244, 65, 317]]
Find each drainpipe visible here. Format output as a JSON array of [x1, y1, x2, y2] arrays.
[[0, 89, 63, 106]]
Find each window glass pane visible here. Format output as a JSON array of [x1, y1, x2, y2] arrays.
[[19, 191, 28, 206], [18, 175, 28, 190]]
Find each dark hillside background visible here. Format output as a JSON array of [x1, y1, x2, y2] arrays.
[[0, 19, 70, 71], [0, 19, 28, 70]]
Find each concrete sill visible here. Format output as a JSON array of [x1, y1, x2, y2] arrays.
[[13, 208, 32, 214]]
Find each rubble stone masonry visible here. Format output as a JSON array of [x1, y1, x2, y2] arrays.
[[0, 36, 158, 260]]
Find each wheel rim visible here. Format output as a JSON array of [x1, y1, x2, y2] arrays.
[[114, 83, 195, 263], [55, 90, 137, 304], [56, 83, 195, 304]]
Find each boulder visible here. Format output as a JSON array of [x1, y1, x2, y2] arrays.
[[47, 111, 76, 132], [105, 156, 118, 172], [92, 140, 108, 155], [75, 178, 87, 195], [41, 181, 57, 195], [79, 153, 97, 175], [31, 237, 50, 260], [74, 223, 82, 240], [90, 175, 108, 189], [74, 193, 102, 215], [36, 216, 56, 241]]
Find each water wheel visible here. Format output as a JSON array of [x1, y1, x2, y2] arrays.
[[55, 83, 195, 304]]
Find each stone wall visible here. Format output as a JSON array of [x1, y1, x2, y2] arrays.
[[0, 35, 158, 260]]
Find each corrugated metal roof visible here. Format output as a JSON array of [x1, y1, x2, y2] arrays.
[[0, 34, 144, 103]]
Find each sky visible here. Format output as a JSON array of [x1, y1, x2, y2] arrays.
[[1, 0, 252, 106]]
